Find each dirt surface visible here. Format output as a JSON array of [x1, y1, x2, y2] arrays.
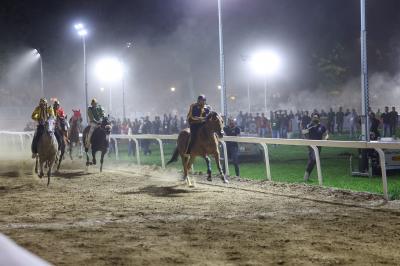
[[1, 159, 400, 266]]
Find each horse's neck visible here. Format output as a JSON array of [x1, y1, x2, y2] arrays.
[[199, 124, 215, 142]]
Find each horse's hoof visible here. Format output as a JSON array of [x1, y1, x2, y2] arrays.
[[221, 175, 229, 184], [39, 174, 44, 178], [207, 176, 212, 182]]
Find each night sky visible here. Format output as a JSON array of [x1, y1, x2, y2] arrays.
[[1, 0, 400, 116]]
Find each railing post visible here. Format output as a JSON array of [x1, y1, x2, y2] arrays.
[[19, 134, 24, 152], [219, 140, 229, 175], [113, 137, 119, 160], [374, 148, 389, 200], [260, 143, 271, 181], [310, 145, 323, 185], [131, 138, 140, 165], [156, 138, 165, 169]]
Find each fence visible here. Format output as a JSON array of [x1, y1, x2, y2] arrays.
[[1, 130, 399, 200]]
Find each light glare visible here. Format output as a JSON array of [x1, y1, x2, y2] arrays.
[[250, 51, 281, 76], [74, 23, 83, 30], [78, 29, 87, 36], [95, 57, 123, 82]]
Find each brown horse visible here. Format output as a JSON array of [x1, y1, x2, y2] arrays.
[[68, 110, 83, 160], [167, 111, 228, 186]]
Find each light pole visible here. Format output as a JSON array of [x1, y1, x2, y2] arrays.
[[218, 0, 228, 122], [241, 55, 251, 113], [121, 42, 133, 120], [360, 0, 369, 141], [33, 49, 44, 97], [74, 23, 88, 124]]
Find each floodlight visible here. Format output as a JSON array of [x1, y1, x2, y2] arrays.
[[95, 57, 123, 82], [250, 50, 281, 76]]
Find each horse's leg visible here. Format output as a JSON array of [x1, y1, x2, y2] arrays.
[[39, 158, 44, 178], [85, 147, 91, 166], [185, 156, 196, 187], [204, 156, 212, 181], [100, 151, 105, 172], [92, 149, 97, 165], [57, 142, 64, 171], [213, 152, 228, 184], [35, 156, 38, 174], [47, 158, 55, 186], [69, 142, 73, 160]]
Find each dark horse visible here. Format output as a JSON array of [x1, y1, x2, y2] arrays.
[[68, 109, 83, 160], [82, 117, 112, 172], [167, 111, 228, 186]]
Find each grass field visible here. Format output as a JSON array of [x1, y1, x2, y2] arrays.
[[110, 138, 400, 199]]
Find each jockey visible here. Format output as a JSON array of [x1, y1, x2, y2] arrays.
[[52, 99, 66, 149], [31, 98, 55, 158], [185, 94, 211, 155], [86, 98, 105, 148], [53, 99, 66, 121]]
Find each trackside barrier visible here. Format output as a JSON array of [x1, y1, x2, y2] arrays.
[[1, 131, 399, 200]]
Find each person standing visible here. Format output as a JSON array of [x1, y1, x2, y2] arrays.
[[302, 113, 328, 181], [336, 107, 344, 135], [390, 107, 398, 137], [327, 108, 335, 134], [349, 109, 358, 138], [369, 112, 381, 140], [381, 106, 391, 137], [223, 118, 241, 176]]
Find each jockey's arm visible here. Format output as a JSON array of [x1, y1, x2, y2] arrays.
[[47, 106, 55, 118], [187, 104, 204, 124], [31, 107, 40, 121]]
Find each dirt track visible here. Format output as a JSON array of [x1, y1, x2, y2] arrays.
[[1, 159, 400, 265]]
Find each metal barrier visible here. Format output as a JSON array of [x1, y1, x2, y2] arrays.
[[1, 131, 399, 200]]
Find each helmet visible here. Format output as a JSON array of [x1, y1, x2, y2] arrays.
[[197, 95, 206, 102], [91, 98, 98, 105], [39, 98, 47, 105], [53, 99, 60, 106]]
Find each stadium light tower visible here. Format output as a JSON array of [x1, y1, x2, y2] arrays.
[[250, 50, 281, 112], [95, 57, 124, 114], [74, 23, 89, 124], [33, 49, 44, 97], [218, 0, 227, 122], [360, 0, 369, 142]]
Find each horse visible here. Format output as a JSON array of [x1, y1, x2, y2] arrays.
[[68, 109, 83, 160], [82, 117, 112, 172], [35, 118, 59, 186], [54, 116, 69, 171], [167, 111, 228, 186]]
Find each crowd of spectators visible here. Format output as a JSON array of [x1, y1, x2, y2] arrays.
[[234, 106, 399, 139]]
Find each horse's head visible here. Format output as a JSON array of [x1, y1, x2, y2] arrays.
[[206, 111, 224, 138], [45, 118, 56, 134], [72, 109, 82, 120], [101, 116, 112, 135]]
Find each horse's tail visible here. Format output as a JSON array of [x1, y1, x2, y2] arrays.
[[167, 147, 179, 165]]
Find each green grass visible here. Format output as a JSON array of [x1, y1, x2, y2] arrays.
[[111, 138, 400, 199]]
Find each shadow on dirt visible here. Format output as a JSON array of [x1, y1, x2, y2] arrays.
[[119, 185, 195, 197], [56, 171, 91, 179]]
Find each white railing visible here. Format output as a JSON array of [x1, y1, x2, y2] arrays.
[[1, 131, 399, 200]]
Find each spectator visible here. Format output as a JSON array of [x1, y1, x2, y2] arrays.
[[381, 106, 391, 137], [301, 111, 311, 130], [370, 112, 380, 140], [280, 110, 289, 138], [327, 108, 335, 134], [302, 113, 328, 181], [271, 112, 281, 138], [390, 106, 398, 137], [259, 113, 268, 137], [336, 107, 344, 135], [349, 109, 358, 138], [223, 118, 241, 176], [236, 111, 244, 130]]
